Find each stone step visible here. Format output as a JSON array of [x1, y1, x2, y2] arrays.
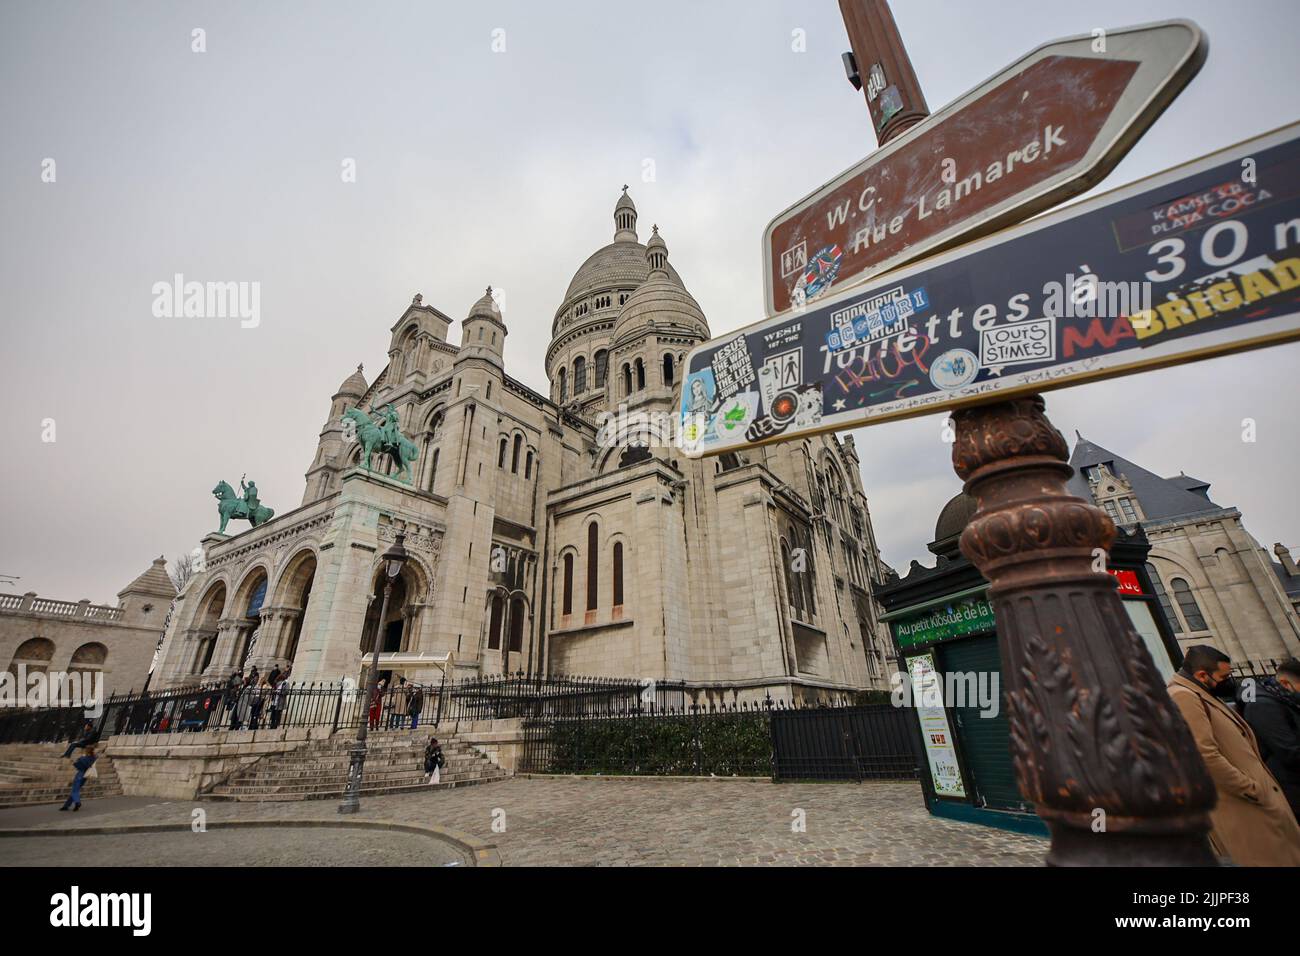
[[205, 775, 505, 802], [212, 769, 504, 792]]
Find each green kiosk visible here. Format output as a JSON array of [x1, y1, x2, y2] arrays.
[[875, 493, 1183, 836]]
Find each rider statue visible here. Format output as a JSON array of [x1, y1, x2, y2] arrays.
[[370, 403, 401, 451], [240, 475, 260, 516]]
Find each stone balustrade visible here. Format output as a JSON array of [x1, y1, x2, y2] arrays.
[[0, 592, 124, 622]]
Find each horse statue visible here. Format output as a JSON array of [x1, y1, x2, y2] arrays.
[[212, 480, 275, 534], [342, 406, 418, 483]]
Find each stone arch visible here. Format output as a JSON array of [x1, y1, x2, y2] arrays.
[[396, 323, 421, 379], [359, 550, 432, 655], [7, 637, 55, 678], [231, 562, 272, 616], [68, 642, 108, 677], [188, 578, 228, 676]]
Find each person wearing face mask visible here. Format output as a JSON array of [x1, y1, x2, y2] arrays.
[[1168, 645, 1300, 866], [1241, 659, 1300, 823]]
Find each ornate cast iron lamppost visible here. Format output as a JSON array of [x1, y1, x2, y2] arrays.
[[952, 398, 1216, 864], [338, 531, 408, 815]]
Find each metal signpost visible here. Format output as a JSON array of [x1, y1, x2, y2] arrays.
[[764, 19, 1207, 316], [683, 123, 1300, 456], [680, 2, 1300, 865]]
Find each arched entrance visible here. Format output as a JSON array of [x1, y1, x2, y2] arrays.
[[189, 581, 227, 679], [273, 550, 318, 672]]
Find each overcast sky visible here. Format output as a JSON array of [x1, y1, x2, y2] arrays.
[[2, 0, 1297, 603]]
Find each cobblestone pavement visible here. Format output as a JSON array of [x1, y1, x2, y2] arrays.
[[2, 778, 1047, 866], [1, 826, 466, 867]]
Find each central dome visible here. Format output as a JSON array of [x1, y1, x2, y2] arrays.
[[563, 239, 682, 302]]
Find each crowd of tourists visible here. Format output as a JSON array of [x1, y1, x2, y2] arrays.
[[367, 676, 428, 730]]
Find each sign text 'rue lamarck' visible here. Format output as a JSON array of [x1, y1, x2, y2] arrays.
[[679, 123, 1300, 457]]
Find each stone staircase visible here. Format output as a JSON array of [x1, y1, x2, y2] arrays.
[[0, 743, 124, 808], [204, 730, 510, 802]]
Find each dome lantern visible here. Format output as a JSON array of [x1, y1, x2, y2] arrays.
[[614, 185, 638, 242]]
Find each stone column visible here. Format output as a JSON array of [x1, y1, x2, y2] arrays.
[[952, 395, 1216, 865]]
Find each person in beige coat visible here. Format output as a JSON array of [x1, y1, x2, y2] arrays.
[[1167, 645, 1300, 866]]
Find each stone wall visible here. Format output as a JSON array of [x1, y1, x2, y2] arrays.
[[103, 727, 334, 799]]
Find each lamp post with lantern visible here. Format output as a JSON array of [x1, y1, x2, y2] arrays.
[[338, 531, 408, 814]]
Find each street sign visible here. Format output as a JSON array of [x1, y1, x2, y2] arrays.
[[680, 122, 1300, 457], [763, 19, 1207, 316]]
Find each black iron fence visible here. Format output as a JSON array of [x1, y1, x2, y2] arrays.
[[0, 673, 673, 745], [770, 702, 918, 781], [521, 696, 920, 781]]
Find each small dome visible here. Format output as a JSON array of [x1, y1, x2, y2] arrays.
[[336, 364, 367, 398], [468, 286, 502, 322], [615, 187, 636, 215], [613, 278, 707, 345], [612, 226, 707, 344], [930, 492, 977, 558]]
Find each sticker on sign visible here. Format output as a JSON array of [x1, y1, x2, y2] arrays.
[[680, 122, 1300, 457], [762, 19, 1207, 316]]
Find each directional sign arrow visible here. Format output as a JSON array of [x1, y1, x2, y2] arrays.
[[764, 19, 1207, 316], [683, 122, 1300, 457]]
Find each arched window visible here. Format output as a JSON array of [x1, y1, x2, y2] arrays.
[[635, 358, 645, 391], [662, 353, 674, 387], [781, 540, 803, 616], [498, 437, 508, 468], [622, 363, 632, 397], [574, 356, 587, 394], [595, 350, 608, 388], [7, 637, 55, 677], [559, 367, 568, 402], [613, 543, 624, 606], [511, 434, 522, 473], [799, 531, 816, 615], [525, 450, 533, 479], [428, 449, 440, 491], [562, 554, 574, 616], [509, 597, 526, 653], [488, 592, 504, 650], [1146, 564, 1181, 634], [1171, 578, 1208, 631], [587, 523, 599, 611], [68, 642, 107, 677]]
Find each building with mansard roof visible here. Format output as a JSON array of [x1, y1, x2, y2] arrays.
[[151, 190, 894, 702], [1068, 435, 1300, 663]]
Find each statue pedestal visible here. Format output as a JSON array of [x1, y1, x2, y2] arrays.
[[201, 532, 229, 548]]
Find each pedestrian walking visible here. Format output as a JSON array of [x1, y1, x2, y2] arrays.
[[423, 737, 444, 785], [1242, 658, 1300, 822], [59, 745, 97, 812], [408, 683, 424, 731], [1167, 645, 1300, 865]]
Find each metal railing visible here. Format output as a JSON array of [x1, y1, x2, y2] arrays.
[[0, 673, 674, 744]]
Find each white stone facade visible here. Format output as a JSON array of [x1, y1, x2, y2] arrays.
[[153, 191, 893, 702]]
